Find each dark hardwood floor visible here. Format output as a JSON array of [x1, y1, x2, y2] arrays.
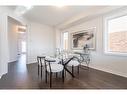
[[0, 55, 127, 89]]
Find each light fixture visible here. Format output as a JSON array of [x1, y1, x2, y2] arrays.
[[17, 25, 26, 34], [24, 5, 33, 10], [54, 4, 65, 8], [56, 5, 65, 8]]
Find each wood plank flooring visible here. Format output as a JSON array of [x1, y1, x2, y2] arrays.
[[0, 55, 127, 89]]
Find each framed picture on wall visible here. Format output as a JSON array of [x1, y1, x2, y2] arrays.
[[71, 27, 96, 50]]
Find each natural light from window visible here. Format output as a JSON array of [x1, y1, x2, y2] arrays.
[[107, 15, 127, 53], [63, 32, 68, 50]]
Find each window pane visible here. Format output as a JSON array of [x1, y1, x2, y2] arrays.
[[108, 15, 127, 53], [63, 32, 68, 50]]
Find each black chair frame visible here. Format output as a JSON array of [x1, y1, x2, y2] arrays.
[[44, 59, 64, 88]]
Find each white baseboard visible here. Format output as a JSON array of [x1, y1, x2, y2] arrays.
[[0, 74, 3, 79], [8, 59, 17, 63], [0, 72, 7, 79], [81, 64, 127, 78]]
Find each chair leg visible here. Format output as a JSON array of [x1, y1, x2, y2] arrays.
[[56, 72, 58, 78], [64, 70, 66, 77], [41, 66, 42, 79], [50, 72, 52, 88], [45, 70, 47, 83], [72, 65, 74, 76], [38, 65, 39, 76], [62, 70, 64, 82], [77, 65, 80, 74]]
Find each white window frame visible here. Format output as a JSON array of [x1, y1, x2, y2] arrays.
[[104, 10, 127, 56]]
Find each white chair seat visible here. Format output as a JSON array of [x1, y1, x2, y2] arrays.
[[45, 56, 61, 64], [45, 56, 54, 60], [67, 60, 80, 66], [68, 53, 80, 58], [47, 64, 64, 72]]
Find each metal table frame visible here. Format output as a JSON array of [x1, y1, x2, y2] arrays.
[[74, 52, 90, 68]]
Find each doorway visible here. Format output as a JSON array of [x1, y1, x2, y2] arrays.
[[17, 25, 27, 56], [17, 25, 27, 67], [8, 16, 27, 65]]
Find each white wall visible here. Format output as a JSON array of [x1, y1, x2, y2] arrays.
[[8, 17, 19, 62], [27, 22, 55, 63], [56, 10, 127, 78], [55, 28, 61, 49], [0, 7, 28, 78], [0, 14, 8, 78], [0, 7, 14, 78]]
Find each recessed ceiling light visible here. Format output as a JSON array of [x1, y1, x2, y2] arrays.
[[24, 5, 33, 10], [55, 5, 65, 8]]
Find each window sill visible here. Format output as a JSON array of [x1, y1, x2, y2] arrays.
[[104, 51, 127, 57]]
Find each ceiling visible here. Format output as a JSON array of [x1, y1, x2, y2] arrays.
[[23, 6, 89, 26], [10, 6, 123, 27], [22, 6, 108, 26]]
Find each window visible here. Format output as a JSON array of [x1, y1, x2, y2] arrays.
[[105, 14, 127, 55], [63, 32, 68, 50]]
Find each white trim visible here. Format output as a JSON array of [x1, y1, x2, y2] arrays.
[[103, 8, 127, 56], [104, 51, 127, 57]]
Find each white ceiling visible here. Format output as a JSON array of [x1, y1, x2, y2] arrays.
[[23, 6, 89, 26], [22, 6, 109, 26], [9, 6, 123, 27]]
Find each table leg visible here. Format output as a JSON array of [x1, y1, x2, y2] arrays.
[[64, 66, 74, 77]]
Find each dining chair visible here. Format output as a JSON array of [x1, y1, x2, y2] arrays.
[[37, 56, 45, 78], [44, 56, 64, 88], [67, 56, 81, 75]]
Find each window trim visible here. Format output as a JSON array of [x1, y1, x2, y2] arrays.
[[104, 11, 127, 56]]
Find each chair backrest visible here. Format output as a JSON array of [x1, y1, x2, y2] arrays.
[[37, 56, 45, 66], [44, 58, 56, 72]]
